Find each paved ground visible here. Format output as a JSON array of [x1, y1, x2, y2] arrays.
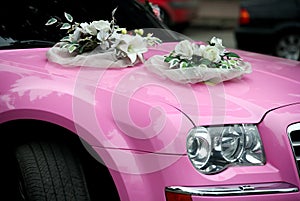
[[180, 0, 239, 49], [182, 27, 236, 49], [191, 0, 239, 28]]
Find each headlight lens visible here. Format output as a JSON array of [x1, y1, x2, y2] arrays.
[[186, 124, 265, 174], [221, 126, 244, 162], [186, 127, 211, 168]]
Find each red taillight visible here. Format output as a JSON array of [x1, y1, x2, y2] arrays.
[[165, 191, 192, 201], [239, 8, 250, 25]]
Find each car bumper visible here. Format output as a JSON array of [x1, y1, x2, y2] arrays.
[[166, 182, 299, 200], [164, 105, 300, 201]]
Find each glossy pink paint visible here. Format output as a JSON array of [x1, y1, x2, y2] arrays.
[[0, 46, 300, 201]]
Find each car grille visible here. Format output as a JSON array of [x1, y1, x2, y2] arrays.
[[288, 123, 300, 176]]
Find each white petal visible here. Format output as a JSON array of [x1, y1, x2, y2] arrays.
[[127, 53, 137, 63], [137, 53, 144, 63]]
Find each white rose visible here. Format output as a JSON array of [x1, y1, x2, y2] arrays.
[[202, 46, 221, 63], [192, 44, 206, 57], [192, 43, 201, 56], [174, 40, 194, 59], [92, 20, 111, 32]]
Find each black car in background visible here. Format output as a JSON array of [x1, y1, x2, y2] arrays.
[[235, 0, 300, 60], [0, 0, 177, 49]]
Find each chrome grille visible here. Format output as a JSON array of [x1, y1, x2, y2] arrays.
[[288, 123, 300, 175]]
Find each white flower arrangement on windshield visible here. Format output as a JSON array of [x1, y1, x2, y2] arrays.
[[145, 37, 252, 84], [45, 8, 161, 67]]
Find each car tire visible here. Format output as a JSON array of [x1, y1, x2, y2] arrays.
[[15, 141, 91, 201], [275, 33, 300, 61]]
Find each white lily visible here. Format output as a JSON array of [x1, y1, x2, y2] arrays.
[[117, 34, 148, 64]]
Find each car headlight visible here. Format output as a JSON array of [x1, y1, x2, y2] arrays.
[[186, 124, 265, 174]]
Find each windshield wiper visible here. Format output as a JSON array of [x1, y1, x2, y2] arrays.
[[0, 39, 55, 49]]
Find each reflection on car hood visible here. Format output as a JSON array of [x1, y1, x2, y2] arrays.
[[0, 47, 299, 127]]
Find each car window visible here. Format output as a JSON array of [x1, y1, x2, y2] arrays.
[[0, 0, 178, 49]]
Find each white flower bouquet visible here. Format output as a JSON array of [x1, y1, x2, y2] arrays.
[[45, 8, 161, 68], [145, 37, 252, 84]]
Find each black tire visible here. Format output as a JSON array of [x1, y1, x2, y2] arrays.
[[15, 141, 91, 201], [275, 33, 300, 61]]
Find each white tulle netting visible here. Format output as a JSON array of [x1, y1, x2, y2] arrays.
[[145, 55, 252, 84], [46, 43, 136, 68]]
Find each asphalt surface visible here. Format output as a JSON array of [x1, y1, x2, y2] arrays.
[[182, 0, 239, 49], [182, 26, 237, 49]]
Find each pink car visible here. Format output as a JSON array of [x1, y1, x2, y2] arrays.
[[0, 15, 300, 201]]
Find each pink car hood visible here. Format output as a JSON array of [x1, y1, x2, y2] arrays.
[[0, 47, 300, 153], [1, 47, 299, 120]]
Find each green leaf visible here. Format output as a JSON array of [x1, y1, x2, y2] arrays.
[[60, 36, 72, 43], [187, 62, 194, 68], [45, 18, 57, 26], [199, 58, 211, 66], [224, 52, 240, 58], [64, 12, 73, 23], [179, 61, 188, 68], [68, 44, 78, 53], [60, 23, 71, 30], [62, 43, 70, 49], [164, 56, 173, 63], [169, 58, 180, 68]]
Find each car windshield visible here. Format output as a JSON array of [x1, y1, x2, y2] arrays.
[[0, 0, 180, 49]]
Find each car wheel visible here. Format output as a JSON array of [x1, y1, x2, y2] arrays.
[[15, 141, 91, 201], [275, 33, 300, 61]]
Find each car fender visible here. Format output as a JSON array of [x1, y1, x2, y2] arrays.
[[273, 21, 300, 35]]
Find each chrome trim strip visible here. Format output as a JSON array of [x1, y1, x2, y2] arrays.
[[287, 123, 300, 176], [166, 182, 298, 196], [287, 123, 300, 135]]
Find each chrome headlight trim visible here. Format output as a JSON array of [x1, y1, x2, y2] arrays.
[[220, 125, 245, 162], [186, 124, 265, 174], [186, 127, 212, 169]]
